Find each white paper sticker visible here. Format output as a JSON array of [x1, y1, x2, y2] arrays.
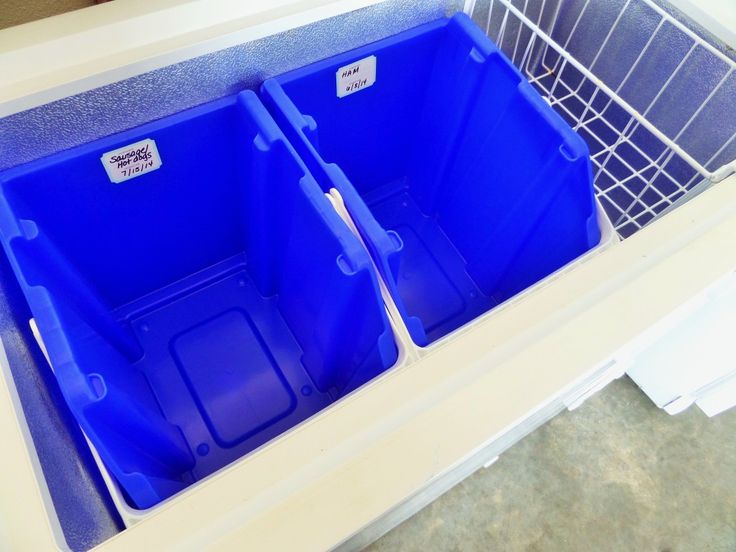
[[100, 138, 162, 183], [336, 55, 377, 98]]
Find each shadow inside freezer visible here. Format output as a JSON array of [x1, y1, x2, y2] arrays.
[[0, 91, 398, 509]]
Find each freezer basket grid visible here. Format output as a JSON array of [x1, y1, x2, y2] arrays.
[[468, 0, 736, 238]]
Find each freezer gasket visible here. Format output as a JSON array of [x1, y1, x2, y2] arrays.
[[468, 0, 736, 238]]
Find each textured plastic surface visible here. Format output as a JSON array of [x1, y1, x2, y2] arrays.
[[0, 91, 397, 509], [262, 13, 600, 346]]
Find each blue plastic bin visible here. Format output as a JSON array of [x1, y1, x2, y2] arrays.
[[262, 13, 601, 346], [0, 91, 397, 508]]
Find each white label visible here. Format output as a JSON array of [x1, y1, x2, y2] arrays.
[[336, 55, 377, 98], [100, 138, 162, 183]]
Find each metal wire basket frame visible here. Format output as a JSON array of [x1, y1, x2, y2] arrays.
[[464, 0, 736, 237]]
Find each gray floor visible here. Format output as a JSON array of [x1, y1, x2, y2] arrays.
[[0, 0, 95, 30], [367, 377, 736, 552]]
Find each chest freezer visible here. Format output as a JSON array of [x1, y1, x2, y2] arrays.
[[0, 0, 734, 550]]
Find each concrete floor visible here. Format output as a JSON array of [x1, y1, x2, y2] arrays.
[[367, 377, 736, 552], [0, 0, 95, 30]]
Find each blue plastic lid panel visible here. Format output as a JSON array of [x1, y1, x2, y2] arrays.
[[261, 13, 600, 346], [0, 91, 397, 508]]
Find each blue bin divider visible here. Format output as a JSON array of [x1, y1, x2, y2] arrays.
[[0, 91, 397, 508], [261, 13, 600, 346]]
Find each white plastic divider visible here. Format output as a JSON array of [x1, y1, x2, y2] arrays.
[[324, 189, 421, 364]]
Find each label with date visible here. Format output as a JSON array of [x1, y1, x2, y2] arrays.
[[336, 55, 377, 98], [101, 138, 162, 183]]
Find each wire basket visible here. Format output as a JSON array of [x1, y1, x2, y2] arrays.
[[465, 0, 736, 238]]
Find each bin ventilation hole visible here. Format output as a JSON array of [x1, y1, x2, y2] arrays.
[[300, 385, 313, 397], [18, 219, 39, 240], [139, 322, 150, 333], [87, 374, 107, 400], [336, 254, 356, 275], [237, 277, 247, 287], [559, 142, 579, 162], [196, 443, 210, 456]]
